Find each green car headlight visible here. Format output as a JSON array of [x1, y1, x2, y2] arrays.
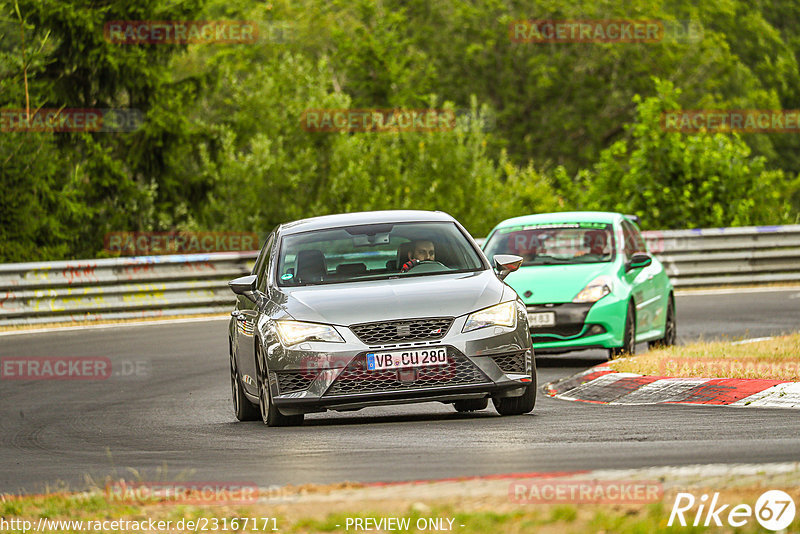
[[573, 276, 614, 303], [463, 301, 517, 332], [275, 320, 345, 346]]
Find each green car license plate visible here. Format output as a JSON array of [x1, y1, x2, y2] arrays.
[[527, 312, 556, 328]]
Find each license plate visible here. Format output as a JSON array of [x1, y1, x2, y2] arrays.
[[527, 312, 556, 328], [366, 347, 448, 371]]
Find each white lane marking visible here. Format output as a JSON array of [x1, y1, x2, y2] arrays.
[[0, 315, 229, 337], [577, 462, 800, 483], [733, 383, 800, 409], [731, 336, 776, 345], [676, 286, 800, 296]]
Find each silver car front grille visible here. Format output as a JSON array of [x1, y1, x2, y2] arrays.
[[490, 351, 527, 374], [323, 349, 488, 396], [350, 317, 454, 345], [275, 370, 318, 395]]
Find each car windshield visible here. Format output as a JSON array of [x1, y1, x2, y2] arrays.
[[483, 223, 616, 265], [277, 221, 485, 286]]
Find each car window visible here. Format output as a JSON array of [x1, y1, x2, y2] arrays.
[[483, 222, 615, 265], [631, 222, 647, 252], [621, 220, 646, 258], [276, 222, 484, 286], [251, 236, 268, 276], [251, 227, 277, 276], [256, 232, 276, 292]]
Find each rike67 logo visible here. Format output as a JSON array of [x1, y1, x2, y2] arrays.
[[668, 490, 796, 531]]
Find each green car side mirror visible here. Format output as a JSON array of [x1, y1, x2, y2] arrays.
[[626, 253, 652, 272]]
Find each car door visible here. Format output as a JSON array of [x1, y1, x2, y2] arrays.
[[641, 235, 672, 336], [233, 232, 274, 396], [621, 220, 658, 334]]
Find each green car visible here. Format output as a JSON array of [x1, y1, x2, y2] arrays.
[[482, 211, 675, 359]]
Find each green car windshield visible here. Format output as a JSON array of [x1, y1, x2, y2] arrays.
[[484, 223, 616, 265], [277, 222, 485, 286]]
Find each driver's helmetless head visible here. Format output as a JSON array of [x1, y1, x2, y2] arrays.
[[409, 240, 435, 261]]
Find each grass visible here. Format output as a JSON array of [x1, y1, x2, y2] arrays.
[[610, 333, 800, 380], [2, 486, 799, 533]]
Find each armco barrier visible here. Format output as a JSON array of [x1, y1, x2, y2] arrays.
[[1, 224, 799, 326], [641, 224, 800, 287], [0, 252, 257, 326]]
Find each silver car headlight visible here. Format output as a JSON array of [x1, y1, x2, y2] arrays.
[[573, 276, 614, 303], [275, 320, 345, 346], [462, 301, 517, 332]]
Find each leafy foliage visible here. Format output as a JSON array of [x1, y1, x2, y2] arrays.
[[558, 79, 800, 228], [1, 0, 799, 261]]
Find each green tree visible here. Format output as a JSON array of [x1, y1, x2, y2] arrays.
[[562, 79, 800, 228], [0, 0, 206, 260]]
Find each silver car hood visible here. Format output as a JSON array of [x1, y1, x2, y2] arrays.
[[280, 270, 515, 326]]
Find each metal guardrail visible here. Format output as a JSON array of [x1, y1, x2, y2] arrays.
[[0, 252, 257, 326], [1, 224, 799, 326], [642, 224, 800, 287]]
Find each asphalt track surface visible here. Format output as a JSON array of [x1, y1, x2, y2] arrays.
[[2, 289, 800, 493]]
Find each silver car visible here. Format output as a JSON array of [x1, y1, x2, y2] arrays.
[[227, 210, 535, 426]]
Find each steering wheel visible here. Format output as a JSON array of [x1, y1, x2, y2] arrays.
[[402, 260, 446, 272]]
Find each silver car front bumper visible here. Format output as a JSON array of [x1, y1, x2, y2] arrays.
[[257, 307, 535, 415]]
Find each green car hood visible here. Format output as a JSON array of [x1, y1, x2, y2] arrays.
[[503, 262, 616, 305]]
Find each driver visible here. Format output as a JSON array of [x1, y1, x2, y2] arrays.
[[582, 230, 608, 256], [400, 240, 435, 272]]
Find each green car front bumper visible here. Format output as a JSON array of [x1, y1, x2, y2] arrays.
[[527, 295, 629, 354]]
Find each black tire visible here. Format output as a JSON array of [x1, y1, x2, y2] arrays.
[[493, 372, 537, 416], [230, 349, 259, 422], [453, 398, 489, 412], [609, 301, 636, 360], [256, 346, 304, 427], [648, 296, 676, 350]]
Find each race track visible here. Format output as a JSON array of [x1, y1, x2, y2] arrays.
[[2, 288, 799, 494]]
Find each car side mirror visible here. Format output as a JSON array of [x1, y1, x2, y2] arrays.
[[626, 253, 652, 272], [229, 274, 259, 303], [493, 254, 524, 281]]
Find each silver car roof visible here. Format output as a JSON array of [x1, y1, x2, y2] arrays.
[[279, 210, 457, 235]]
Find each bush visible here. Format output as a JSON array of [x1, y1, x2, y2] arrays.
[[561, 78, 800, 229]]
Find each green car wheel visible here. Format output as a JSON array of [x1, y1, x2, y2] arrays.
[[609, 301, 635, 360], [649, 297, 676, 349]]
